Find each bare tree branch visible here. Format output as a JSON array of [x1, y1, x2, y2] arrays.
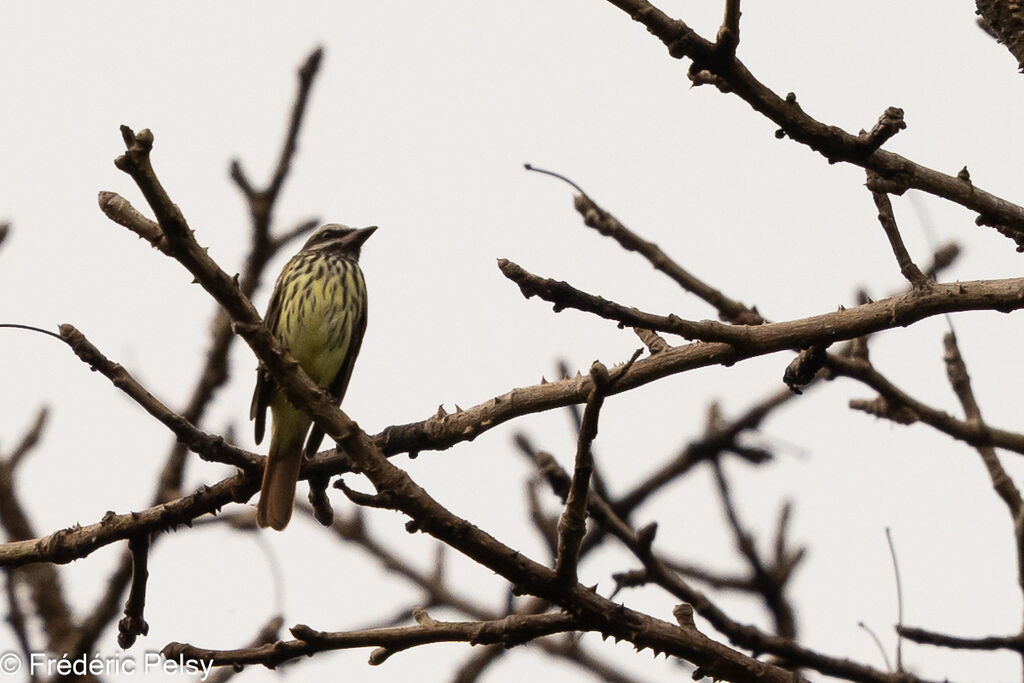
[[99, 123, 819, 683], [603, 0, 1024, 247], [529, 433, 936, 683], [498, 257, 1024, 348], [941, 331, 1024, 673], [976, 0, 1024, 72], [827, 353, 1024, 456], [204, 617, 284, 683], [869, 186, 930, 288], [0, 415, 77, 653], [555, 362, 609, 584], [58, 324, 260, 472], [897, 625, 1024, 653], [231, 46, 323, 231], [4, 11, 1020, 680], [6, 407, 48, 470], [716, 0, 742, 55], [942, 332, 1023, 514], [525, 164, 761, 324], [712, 460, 798, 639], [3, 569, 38, 682], [116, 534, 151, 649], [164, 610, 582, 669], [50, 51, 326, 663]]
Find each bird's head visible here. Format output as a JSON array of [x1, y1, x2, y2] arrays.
[[302, 223, 377, 259]]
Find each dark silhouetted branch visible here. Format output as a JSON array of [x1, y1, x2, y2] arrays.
[[555, 362, 609, 584], [603, 0, 1024, 247], [164, 610, 581, 669], [116, 534, 151, 649], [869, 186, 930, 288]]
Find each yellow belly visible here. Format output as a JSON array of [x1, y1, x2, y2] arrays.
[[277, 262, 360, 387]]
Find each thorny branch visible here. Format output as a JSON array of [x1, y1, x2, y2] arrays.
[[711, 460, 798, 639], [554, 361, 611, 585], [869, 185, 930, 288], [603, 0, 1024, 248], [896, 626, 1024, 653], [524, 437, 935, 683], [525, 163, 762, 325], [164, 610, 583, 669], [99, 124, 826, 681], [976, 0, 1024, 72], [5, 5, 1024, 680], [0, 410, 77, 656], [297, 503, 636, 680], [116, 534, 151, 649], [0, 48, 324, 674], [497, 257, 1024, 349], [1, 234, 995, 573], [884, 333, 1024, 666]]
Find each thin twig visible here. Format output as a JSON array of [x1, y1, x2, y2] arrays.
[[6, 407, 48, 471], [78, 50, 327, 662], [942, 331, 1024, 668], [661, 560, 755, 592], [942, 333, 1023, 513], [827, 353, 1024, 456], [858, 622, 893, 673], [716, 0, 742, 55], [602, 0, 1024, 247], [0, 323, 64, 342], [267, 48, 322, 205], [100, 123, 938, 681], [530, 440, 921, 683], [117, 534, 151, 649], [614, 387, 790, 518], [712, 460, 797, 638], [884, 528, 903, 672], [164, 611, 582, 670], [869, 187, 930, 288], [3, 570, 37, 681], [524, 164, 761, 324], [0, 418, 76, 653], [555, 362, 609, 584], [58, 324, 260, 472], [204, 617, 284, 683], [897, 625, 1024, 653], [496, 257, 1024, 349]]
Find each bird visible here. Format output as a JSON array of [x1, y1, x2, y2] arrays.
[[250, 223, 376, 530]]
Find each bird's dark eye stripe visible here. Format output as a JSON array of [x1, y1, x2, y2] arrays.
[[308, 228, 354, 245]]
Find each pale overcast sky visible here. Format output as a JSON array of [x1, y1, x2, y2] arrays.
[[3, 2, 1024, 681]]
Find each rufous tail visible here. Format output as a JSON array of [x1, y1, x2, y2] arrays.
[[257, 406, 308, 530]]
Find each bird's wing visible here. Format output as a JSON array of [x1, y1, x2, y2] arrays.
[[303, 303, 368, 458], [251, 276, 289, 445]]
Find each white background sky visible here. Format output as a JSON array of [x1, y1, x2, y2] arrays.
[[3, 2, 1024, 681]]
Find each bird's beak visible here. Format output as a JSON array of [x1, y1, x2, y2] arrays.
[[343, 225, 377, 248]]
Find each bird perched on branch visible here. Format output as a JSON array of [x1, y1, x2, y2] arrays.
[[250, 223, 376, 530]]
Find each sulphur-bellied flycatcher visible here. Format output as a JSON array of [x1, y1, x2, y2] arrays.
[[250, 223, 376, 530]]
